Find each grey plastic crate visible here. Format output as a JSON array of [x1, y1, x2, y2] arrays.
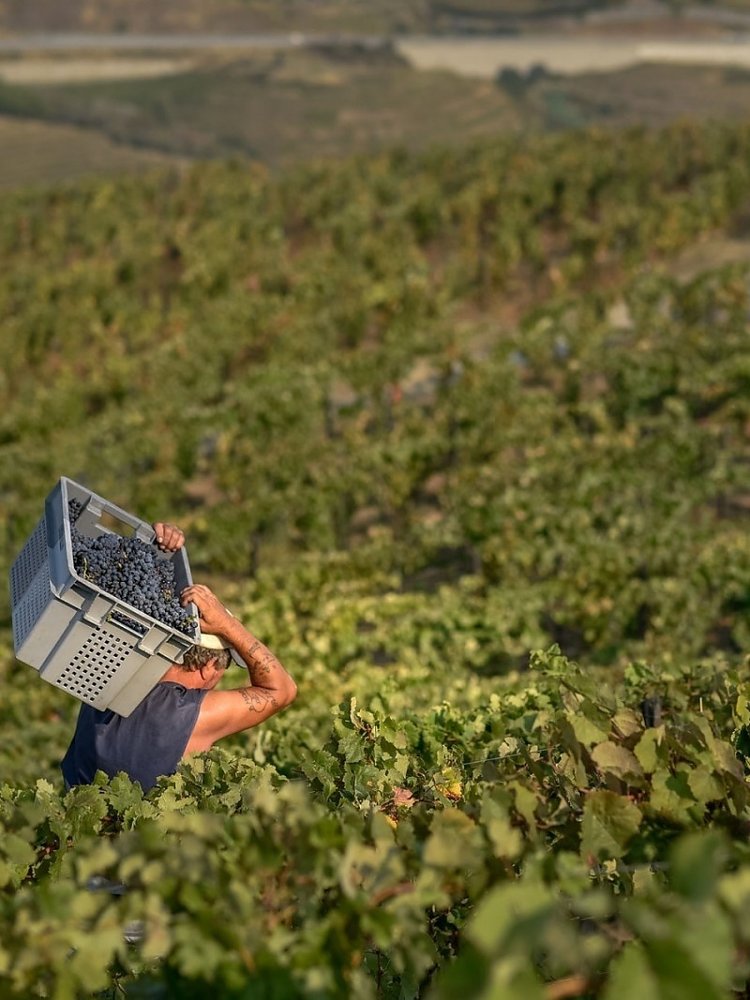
[[10, 477, 198, 717]]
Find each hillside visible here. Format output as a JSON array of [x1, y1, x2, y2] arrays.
[[4, 119, 750, 662], [2, 121, 750, 997], [0, 48, 522, 169], [4, 47, 750, 191], [0, 0, 664, 35], [3, 0, 750, 35]]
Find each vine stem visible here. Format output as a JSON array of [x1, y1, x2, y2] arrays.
[[545, 974, 594, 999], [370, 882, 416, 906]]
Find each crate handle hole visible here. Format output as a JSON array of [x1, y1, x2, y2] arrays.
[[99, 512, 137, 538]]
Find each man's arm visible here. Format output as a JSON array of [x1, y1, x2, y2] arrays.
[[181, 584, 297, 752]]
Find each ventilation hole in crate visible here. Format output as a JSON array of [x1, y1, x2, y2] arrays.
[[55, 630, 133, 699], [12, 563, 51, 651], [10, 519, 47, 606]]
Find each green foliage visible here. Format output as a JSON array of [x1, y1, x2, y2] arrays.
[[2, 121, 750, 664], [1, 651, 750, 996], [3, 119, 750, 995]]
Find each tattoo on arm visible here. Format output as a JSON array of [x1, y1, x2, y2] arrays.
[[254, 651, 279, 677], [239, 688, 278, 714], [237, 638, 282, 679]]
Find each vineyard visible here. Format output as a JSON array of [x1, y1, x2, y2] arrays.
[[2, 119, 750, 996]]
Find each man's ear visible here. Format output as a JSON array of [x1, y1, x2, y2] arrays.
[[198, 657, 218, 679]]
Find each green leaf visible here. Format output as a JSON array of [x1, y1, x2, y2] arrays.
[[510, 783, 538, 833], [467, 881, 553, 955], [67, 928, 122, 993], [718, 866, 750, 916], [735, 687, 750, 726], [635, 728, 664, 773], [612, 708, 642, 739], [35, 778, 57, 797], [338, 730, 366, 764], [381, 720, 408, 750], [64, 784, 109, 837], [106, 772, 145, 813], [710, 739, 744, 779], [3, 833, 36, 870], [424, 809, 484, 871], [339, 835, 403, 900], [431, 943, 490, 1000], [171, 922, 228, 978], [646, 938, 728, 1000], [299, 748, 340, 797], [391, 753, 410, 780], [669, 831, 728, 902], [603, 943, 659, 1000], [687, 765, 723, 805], [75, 840, 119, 883], [674, 907, 733, 992], [481, 796, 523, 861], [649, 769, 695, 823], [591, 741, 644, 781], [569, 713, 609, 747], [483, 956, 545, 1000], [580, 790, 642, 861]]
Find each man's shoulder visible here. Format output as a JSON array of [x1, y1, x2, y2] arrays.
[[151, 680, 207, 703], [107, 682, 207, 727]]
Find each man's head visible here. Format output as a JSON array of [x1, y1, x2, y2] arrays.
[[181, 644, 232, 673], [169, 639, 234, 690], [164, 644, 229, 690]]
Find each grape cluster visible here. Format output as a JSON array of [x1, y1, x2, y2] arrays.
[[109, 611, 148, 636], [68, 498, 84, 523], [68, 500, 197, 638]]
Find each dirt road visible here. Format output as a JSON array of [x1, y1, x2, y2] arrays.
[[396, 36, 750, 78], [2, 33, 750, 82]]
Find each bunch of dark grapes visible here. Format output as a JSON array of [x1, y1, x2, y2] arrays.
[[67, 500, 197, 638], [68, 498, 84, 523]]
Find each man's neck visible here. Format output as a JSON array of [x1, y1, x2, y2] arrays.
[[160, 664, 206, 689]]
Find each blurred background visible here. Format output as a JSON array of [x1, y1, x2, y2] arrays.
[[4, 0, 750, 188]]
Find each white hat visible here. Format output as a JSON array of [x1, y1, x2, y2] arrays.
[[196, 630, 245, 668]]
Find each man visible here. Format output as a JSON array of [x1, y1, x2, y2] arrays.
[[61, 522, 296, 792]]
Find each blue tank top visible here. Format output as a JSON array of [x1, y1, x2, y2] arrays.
[[61, 681, 207, 792]]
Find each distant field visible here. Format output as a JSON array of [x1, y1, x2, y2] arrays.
[[0, 49, 522, 171], [530, 61, 750, 129], [0, 114, 182, 190], [0, 56, 198, 84]]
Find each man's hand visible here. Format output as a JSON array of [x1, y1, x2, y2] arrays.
[[152, 522, 185, 552], [180, 584, 233, 635]]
